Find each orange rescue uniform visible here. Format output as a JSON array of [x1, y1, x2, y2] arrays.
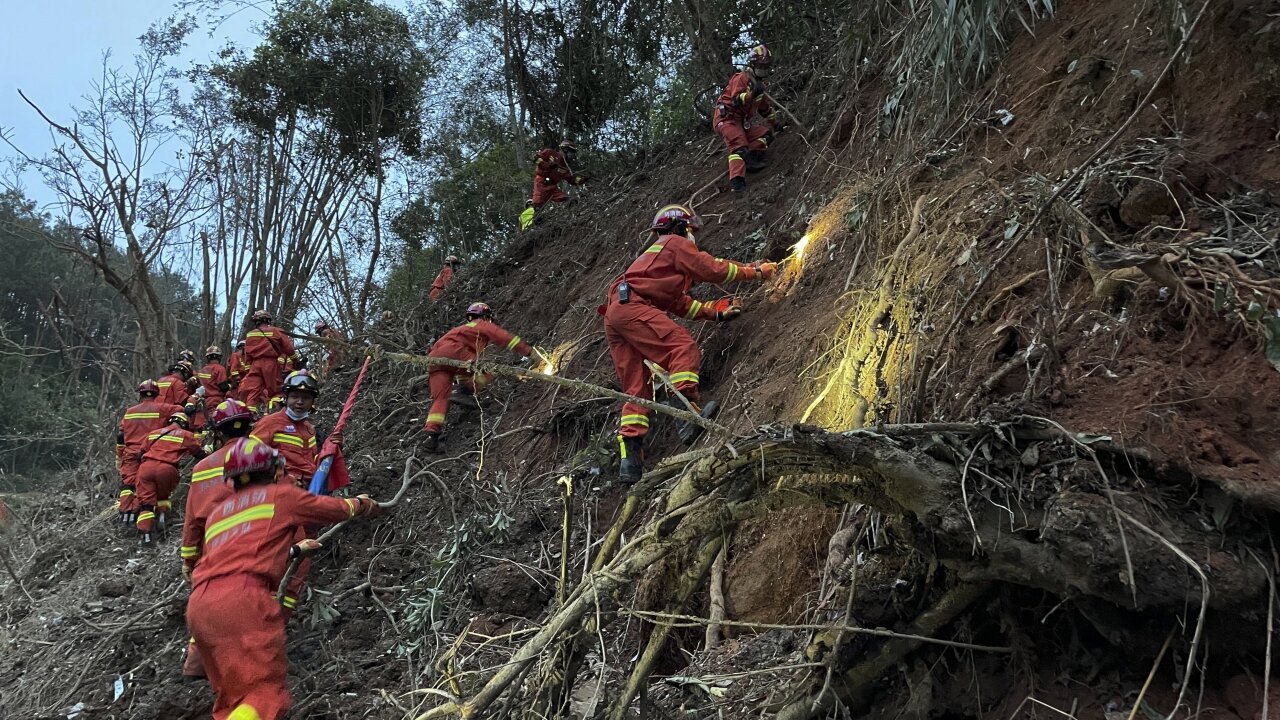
[[602, 233, 766, 438], [156, 371, 193, 407], [318, 327, 347, 377], [713, 70, 779, 181], [136, 422, 203, 533], [429, 264, 454, 302], [197, 361, 229, 406], [239, 325, 297, 413], [117, 400, 185, 514], [250, 411, 318, 486], [424, 319, 532, 433], [185, 480, 371, 720], [532, 148, 573, 209], [226, 351, 248, 399]]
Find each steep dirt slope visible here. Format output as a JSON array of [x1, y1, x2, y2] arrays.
[[5, 1, 1280, 718]]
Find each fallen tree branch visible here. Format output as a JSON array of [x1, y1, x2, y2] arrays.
[[369, 347, 732, 440]]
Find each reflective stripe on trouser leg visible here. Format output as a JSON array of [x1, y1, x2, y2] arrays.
[[619, 405, 651, 439], [424, 368, 455, 433]]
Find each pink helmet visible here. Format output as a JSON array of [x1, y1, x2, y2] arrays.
[[465, 302, 493, 320], [209, 399, 254, 430], [223, 437, 283, 485]]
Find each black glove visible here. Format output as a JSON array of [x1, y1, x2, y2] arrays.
[[542, 176, 555, 186], [751, 80, 765, 97], [218, 381, 232, 392]]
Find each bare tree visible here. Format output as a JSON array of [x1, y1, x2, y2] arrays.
[[8, 20, 209, 374]]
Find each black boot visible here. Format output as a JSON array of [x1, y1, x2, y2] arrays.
[[423, 431, 442, 454], [730, 176, 747, 193], [677, 400, 719, 445], [745, 150, 767, 173], [617, 435, 644, 484], [449, 385, 480, 410]]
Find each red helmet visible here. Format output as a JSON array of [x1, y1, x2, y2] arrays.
[[168, 411, 190, 426], [747, 44, 772, 75], [222, 437, 284, 485], [205, 345, 222, 358], [314, 321, 329, 334], [649, 204, 704, 234], [465, 302, 493, 320], [251, 309, 272, 324], [178, 349, 197, 363], [210, 399, 254, 428], [170, 360, 194, 377], [235, 339, 246, 349], [138, 379, 160, 396]]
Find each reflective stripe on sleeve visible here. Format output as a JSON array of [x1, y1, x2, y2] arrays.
[[685, 301, 703, 320]]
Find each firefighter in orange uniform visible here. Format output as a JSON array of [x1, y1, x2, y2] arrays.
[[179, 398, 257, 680], [532, 140, 584, 210], [713, 44, 782, 193], [226, 340, 248, 399], [313, 321, 347, 377], [117, 380, 186, 525], [197, 346, 230, 408], [250, 371, 325, 487], [422, 303, 533, 453], [183, 438, 378, 720], [135, 411, 204, 544], [601, 204, 775, 481], [157, 360, 198, 407], [429, 255, 462, 302], [239, 310, 299, 414]]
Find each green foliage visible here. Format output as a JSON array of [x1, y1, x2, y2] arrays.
[[212, 0, 431, 163], [0, 191, 202, 480]]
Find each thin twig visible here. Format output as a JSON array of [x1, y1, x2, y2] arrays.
[[621, 609, 1012, 653]]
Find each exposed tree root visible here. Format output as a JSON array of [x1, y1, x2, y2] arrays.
[[410, 419, 1269, 718]]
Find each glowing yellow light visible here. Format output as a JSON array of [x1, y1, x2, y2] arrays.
[[791, 233, 812, 259], [533, 347, 557, 375]]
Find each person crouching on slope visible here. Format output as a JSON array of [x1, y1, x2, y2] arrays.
[[183, 438, 378, 720], [714, 43, 783, 193], [117, 380, 187, 526], [135, 411, 205, 545], [600, 204, 775, 482], [423, 302, 533, 453]]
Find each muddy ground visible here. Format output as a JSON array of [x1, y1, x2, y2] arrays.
[[5, 1, 1280, 718]]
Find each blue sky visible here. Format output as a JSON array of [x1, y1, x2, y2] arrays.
[[0, 1, 262, 206]]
